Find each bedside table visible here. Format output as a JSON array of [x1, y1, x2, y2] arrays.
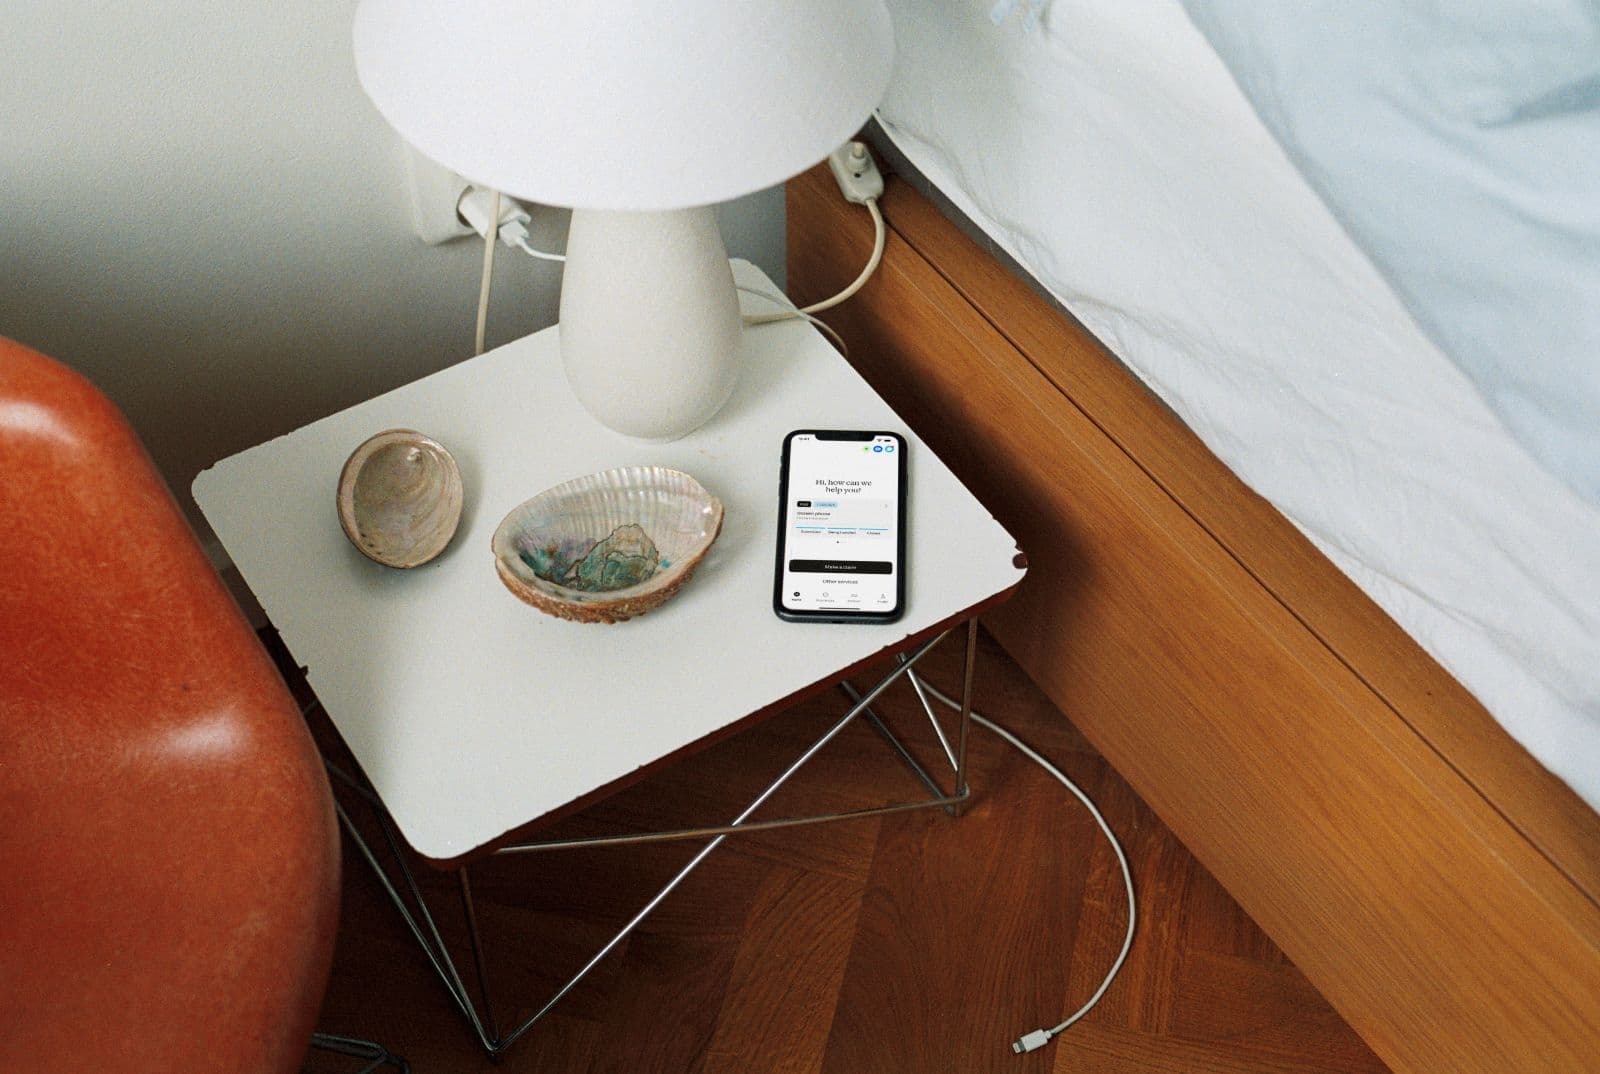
[[194, 260, 1024, 1054]]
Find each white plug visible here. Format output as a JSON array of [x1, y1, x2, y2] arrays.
[[1012, 1029, 1053, 1054], [456, 186, 531, 242], [456, 186, 567, 263], [828, 140, 884, 205]]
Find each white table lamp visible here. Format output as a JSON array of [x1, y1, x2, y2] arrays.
[[353, 0, 894, 440]]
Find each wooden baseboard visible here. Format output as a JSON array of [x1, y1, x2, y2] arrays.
[[787, 164, 1600, 1074]]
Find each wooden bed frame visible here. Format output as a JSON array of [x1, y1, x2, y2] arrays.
[[787, 164, 1600, 1073]]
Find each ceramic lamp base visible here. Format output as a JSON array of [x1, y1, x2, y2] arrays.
[[558, 206, 742, 441]]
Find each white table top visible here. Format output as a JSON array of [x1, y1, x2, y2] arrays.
[[194, 261, 1023, 862]]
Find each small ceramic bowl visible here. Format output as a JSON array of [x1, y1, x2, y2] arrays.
[[336, 430, 464, 568], [491, 466, 723, 623]]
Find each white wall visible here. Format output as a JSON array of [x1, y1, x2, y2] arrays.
[[0, 2, 784, 547]]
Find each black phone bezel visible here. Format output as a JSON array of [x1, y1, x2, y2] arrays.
[[773, 429, 907, 624]]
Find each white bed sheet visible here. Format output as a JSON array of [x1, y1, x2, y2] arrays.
[[876, 0, 1600, 810]]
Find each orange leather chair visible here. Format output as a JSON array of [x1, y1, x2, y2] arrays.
[[0, 338, 341, 1073]]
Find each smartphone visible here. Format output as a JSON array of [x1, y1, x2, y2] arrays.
[[774, 430, 907, 623]]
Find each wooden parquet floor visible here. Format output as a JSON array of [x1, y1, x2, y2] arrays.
[[291, 628, 1389, 1074]]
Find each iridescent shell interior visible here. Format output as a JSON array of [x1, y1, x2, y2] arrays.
[[336, 430, 463, 569], [491, 467, 724, 623]]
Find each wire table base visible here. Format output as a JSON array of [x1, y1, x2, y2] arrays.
[[324, 619, 981, 1057]]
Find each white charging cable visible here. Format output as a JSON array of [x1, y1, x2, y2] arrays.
[[458, 187, 567, 263], [915, 676, 1137, 1055]]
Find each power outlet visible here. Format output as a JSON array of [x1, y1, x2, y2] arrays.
[[404, 146, 474, 245]]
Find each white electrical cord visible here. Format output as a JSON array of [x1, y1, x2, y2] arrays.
[[460, 187, 567, 262], [473, 189, 501, 356], [799, 198, 885, 315], [465, 186, 565, 355], [743, 198, 886, 326], [500, 219, 567, 263], [735, 284, 849, 356], [916, 676, 1138, 1056]]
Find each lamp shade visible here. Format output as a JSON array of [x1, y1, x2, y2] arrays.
[[352, 0, 894, 211]]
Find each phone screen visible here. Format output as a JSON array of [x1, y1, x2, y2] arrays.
[[775, 430, 906, 622]]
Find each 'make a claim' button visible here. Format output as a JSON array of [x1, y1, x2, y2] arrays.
[[788, 559, 893, 575]]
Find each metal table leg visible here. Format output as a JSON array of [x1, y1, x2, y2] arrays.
[[326, 620, 983, 1056], [306, 1032, 410, 1074]]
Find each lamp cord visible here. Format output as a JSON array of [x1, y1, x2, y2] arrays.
[[735, 285, 849, 356], [473, 190, 502, 355], [743, 198, 885, 326]]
